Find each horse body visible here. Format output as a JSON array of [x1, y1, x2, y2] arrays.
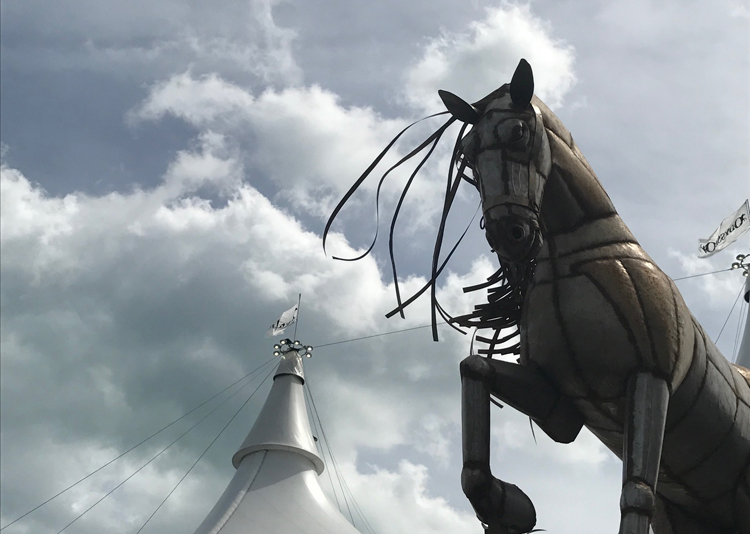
[[441, 62, 750, 533], [325, 58, 750, 533], [522, 108, 750, 530]]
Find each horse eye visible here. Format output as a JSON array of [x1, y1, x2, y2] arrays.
[[510, 124, 525, 142]]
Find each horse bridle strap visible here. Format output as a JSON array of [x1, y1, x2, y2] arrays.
[[482, 194, 536, 213]]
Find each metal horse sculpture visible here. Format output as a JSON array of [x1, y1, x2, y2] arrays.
[[324, 60, 750, 534]]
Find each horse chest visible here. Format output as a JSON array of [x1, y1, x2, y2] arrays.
[[521, 273, 644, 406], [520, 252, 694, 401]]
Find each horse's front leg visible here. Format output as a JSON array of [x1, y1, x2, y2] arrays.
[[460, 355, 584, 533], [619, 372, 670, 534]]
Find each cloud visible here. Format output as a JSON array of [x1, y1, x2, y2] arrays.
[[1, 145, 625, 533], [0, 4, 625, 528], [0, 153, 496, 533], [730, 1, 750, 19], [128, 72, 257, 128], [3, 0, 301, 86], [343, 460, 477, 534], [129, 70, 461, 231], [9, 2, 748, 533], [404, 3, 576, 112], [122, 4, 583, 262], [491, 411, 611, 467]]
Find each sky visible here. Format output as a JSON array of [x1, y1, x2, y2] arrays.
[[1, 1, 749, 533]]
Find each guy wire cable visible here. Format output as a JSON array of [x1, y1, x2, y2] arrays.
[[305, 380, 354, 524], [314, 322, 449, 348], [314, 395, 376, 534], [309, 266, 741, 350], [304, 383, 343, 512], [338, 469, 378, 534], [135, 364, 278, 533], [1, 355, 277, 531], [715, 281, 746, 344], [304, 382, 376, 533], [672, 268, 732, 281], [52, 358, 278, 534]]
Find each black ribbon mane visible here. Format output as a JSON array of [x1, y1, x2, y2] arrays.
[[322, 109, 533, 358]]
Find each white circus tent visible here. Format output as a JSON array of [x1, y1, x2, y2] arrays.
[[192, 344, 362, 534]]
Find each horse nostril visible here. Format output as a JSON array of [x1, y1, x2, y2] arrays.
[[510, 224, 525, 241]]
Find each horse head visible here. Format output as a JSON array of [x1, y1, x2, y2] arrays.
[[439, 59, 551, 265]]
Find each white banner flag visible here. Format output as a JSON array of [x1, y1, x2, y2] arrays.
[[698, 199, 750, 258], [266, 304, 298, 337]]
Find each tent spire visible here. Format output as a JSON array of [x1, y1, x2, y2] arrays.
[[192, 341, 361, 534], [231, 340, 323, 473]]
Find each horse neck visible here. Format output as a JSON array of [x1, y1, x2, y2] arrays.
[[538, 133, 638, 255]]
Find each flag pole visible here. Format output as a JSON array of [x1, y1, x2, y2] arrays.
[[293, 293, 301, 340]]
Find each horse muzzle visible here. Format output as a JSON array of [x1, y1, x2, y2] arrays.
[[484, 207, 542, 264]]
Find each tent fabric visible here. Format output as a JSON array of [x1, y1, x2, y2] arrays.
[[193, 450, 360, 534], [193, 351, 361, 534]]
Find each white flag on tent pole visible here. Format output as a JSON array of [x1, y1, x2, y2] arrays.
[[698, 199, 750, 258], [266, 304, 298, 337]]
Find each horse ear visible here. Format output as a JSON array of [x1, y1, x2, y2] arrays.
[[510, 58, 534, 108], [438, 90, 479, 124]]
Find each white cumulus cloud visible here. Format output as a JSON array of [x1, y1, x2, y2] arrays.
[[404, 4, 576, 113]]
